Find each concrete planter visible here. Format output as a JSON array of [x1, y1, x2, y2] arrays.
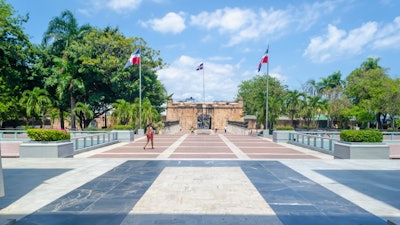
[[111, 130, 134, 142], [272, 130, 293, 143], [334, 141, 390, 159], [19, 141, 74, 158]]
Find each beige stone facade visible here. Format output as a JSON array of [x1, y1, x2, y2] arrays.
[[165, 98, 244, 130]]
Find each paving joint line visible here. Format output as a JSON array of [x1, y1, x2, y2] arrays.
[[157, 134, 189, 159], [218, 134, 250, 159]]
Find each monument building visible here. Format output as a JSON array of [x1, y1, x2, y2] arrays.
[[165, 98, 244, 130]]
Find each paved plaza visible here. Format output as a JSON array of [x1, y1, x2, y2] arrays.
[[0, 132, 399, 224]]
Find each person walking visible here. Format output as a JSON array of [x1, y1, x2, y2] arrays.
[[144, 123, 154, 150]]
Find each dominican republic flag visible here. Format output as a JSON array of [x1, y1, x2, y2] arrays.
[[196, 63, 204, 71], [123, 48, 140, 69], [257, 46, 269, 72]]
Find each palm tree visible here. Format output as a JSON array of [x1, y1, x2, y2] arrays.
[[302, 96, 328, 128], [317, 71, 345, 100], [43, 10, 92, 55], [141, 98, 160, 126], [112, 99, 132, 125], [285, 90, 305, 128], [43, 10, 92, 130], [73, 102, 94, 130], [303, 79, 319, 97], [19, 87, 52, 127]]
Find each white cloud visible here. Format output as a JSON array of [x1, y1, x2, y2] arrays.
[[79, 0, 142, 15], [373, 16, 400, 49], [141, 12, 186, 34], [190, 7, 253, 32], [157, 56, 238, 101], [188, 2, 337, 46], [303, 16, 400, 63], [107, 0, 142, 12]]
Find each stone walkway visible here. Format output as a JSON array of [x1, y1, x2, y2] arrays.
[[0, 132, 399, 225], [77, 132, 331, 159]]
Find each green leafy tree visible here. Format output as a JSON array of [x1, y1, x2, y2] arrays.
[[0, 0, 37, 125], [328, 95, 353, 129], [237, 75, 287, 129], [345, 58, 389, 128], [66, 28, 167, 125]]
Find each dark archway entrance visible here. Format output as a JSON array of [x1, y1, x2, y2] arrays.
[[197, 114, 211, 129]]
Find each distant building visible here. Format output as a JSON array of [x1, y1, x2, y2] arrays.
[[165, 98, 244, 130]]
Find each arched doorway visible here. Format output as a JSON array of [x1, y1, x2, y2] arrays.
[[197, 114, 211, 129]]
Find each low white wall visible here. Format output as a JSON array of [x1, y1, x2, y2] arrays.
[[160, 125, 181, 135], [226, 125, 249, 135]]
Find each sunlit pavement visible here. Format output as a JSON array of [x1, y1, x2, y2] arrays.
[[0, 132, 399, 225]]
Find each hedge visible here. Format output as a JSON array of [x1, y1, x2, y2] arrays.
[[340, 130, 383, 142], [112, 125, 133, 130], [26, 129, 71, 141], [276, 126, 295, 130]]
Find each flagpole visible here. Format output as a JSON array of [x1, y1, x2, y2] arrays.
[[265, 58, 269, 137], [202, 64, 205, 129], [139, 47, 142, 130]]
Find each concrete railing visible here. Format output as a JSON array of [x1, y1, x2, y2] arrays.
[[0, 130, 119, 157], [160, 124, 181, 134], [226, 124, 249, 135]]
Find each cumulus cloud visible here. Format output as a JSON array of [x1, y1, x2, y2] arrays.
[[373, 16, 400, 49], [157, 56, 238, 101], [141, 12, 186, 34], [188, 2, 337, 46], [303, 17, 400, 63]]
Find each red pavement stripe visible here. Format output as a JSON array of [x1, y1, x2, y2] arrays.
[[89, 153, 159, 158], [174, 146, 232, 153], [169, 153, 237, 158], [248, 154, 318, 159]]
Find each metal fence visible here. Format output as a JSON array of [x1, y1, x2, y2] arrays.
[[288, 132, 340, 155], [288, 131, 400, 155], [0, 130, 118, 153]]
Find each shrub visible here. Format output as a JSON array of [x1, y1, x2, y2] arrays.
[[340, 130, 383, 142], [84, 127, 99, 131], [276, 126, 294, 130], [27, 129, 71, 141], [112, 125, 132, 130]]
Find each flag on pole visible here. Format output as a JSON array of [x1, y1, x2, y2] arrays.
[[123, 48, 140, 69], [258, 46, 269, 72], [196, 63, 204, 71]]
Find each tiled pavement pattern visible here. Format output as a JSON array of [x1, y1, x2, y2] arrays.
[[84, 132, 325, 159], [0, 132, 399, 225]]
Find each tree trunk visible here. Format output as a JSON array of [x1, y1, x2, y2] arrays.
[[70, 96, 76, 130], [59, 109, 65, 129]]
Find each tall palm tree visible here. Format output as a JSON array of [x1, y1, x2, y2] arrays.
[[303, 79, 319, 97], [43, 10, 92, 130], [43, 10, 92, 55], [19, 87, 52, 127]]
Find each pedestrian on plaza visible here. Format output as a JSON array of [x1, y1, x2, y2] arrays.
[[144, 123, 155, 150]]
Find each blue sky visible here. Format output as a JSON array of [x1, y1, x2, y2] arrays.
[[8, 0, 400, 102]]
